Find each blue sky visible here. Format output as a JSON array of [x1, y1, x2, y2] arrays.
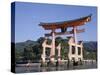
[[14, 2, 97, 42]]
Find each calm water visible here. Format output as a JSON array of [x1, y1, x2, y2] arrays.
[[15, 62, 97, 73]]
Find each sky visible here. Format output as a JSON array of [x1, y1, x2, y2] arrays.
[[14, 2, 97, 42]]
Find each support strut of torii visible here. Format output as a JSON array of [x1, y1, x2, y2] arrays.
[[39, 14, 92, 64], [41, 38, 61, 64]]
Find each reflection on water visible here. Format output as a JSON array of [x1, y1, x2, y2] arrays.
[[16, 62, 97, 73]]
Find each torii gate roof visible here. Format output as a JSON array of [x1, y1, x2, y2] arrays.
[[39, 14, 92, 30]]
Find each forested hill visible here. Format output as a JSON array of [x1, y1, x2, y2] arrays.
[[15, 37, 97, 61], [15, 40, 39, 52], [83, 41, 97, 52], [15, 39, 97, 52]]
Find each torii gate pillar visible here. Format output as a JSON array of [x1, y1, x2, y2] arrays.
[[73, 27, 78, 62], [50, 30, 55, 63]]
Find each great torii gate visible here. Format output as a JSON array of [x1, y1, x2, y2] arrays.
[[39, 14, 91, 64]]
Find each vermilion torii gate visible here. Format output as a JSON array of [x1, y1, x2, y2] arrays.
[[39, 14, 92, 64]]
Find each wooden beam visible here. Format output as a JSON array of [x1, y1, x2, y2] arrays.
[[39, 14, 91, 30], [45, 29, 85, 37]]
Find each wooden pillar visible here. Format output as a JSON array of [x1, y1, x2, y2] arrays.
[[68, 44, 72, 61], [58, 44, 61, 57], [43, 46, 46, 62], [57, 44, 61, 63], [81, 45, 83, 60], [41, 40, 46, 63], [50, 29, 55, 63], [73, 27, 78, 62]]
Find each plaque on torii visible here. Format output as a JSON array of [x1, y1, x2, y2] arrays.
[[39, 14, 91, 63]]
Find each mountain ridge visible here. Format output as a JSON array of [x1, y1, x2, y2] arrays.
[[15, 40, 97, 52]]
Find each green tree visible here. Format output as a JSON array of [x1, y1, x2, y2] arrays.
[[15, 50, 22, 62]]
